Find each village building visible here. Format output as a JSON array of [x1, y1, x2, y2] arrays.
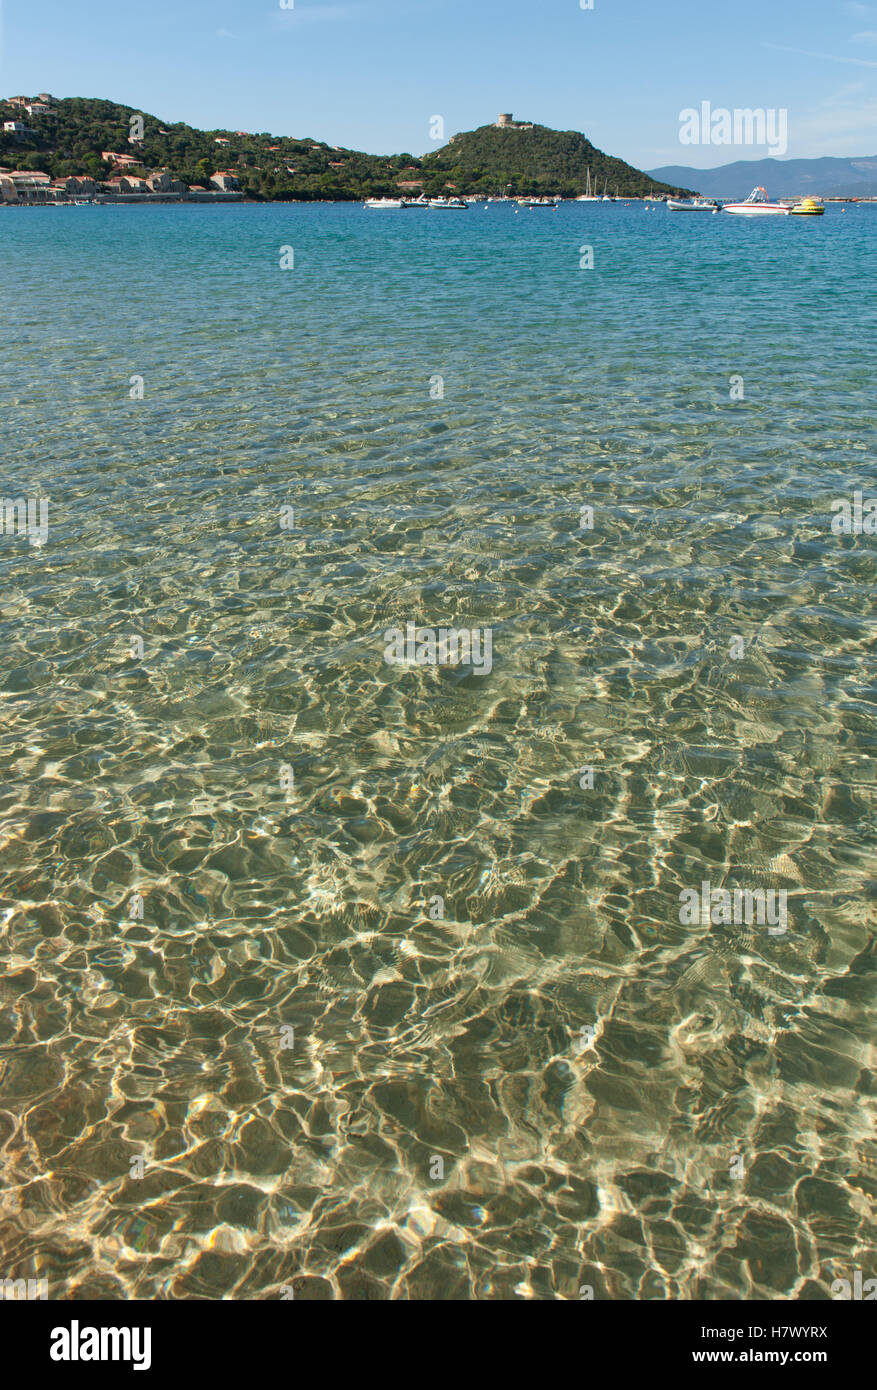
[[52, 175, 98, 195], [4, 169, 52, 185], [1, 169, 55, 201], [145, 170, 186, 193]]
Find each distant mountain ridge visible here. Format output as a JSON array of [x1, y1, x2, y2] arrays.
[[647, 155, 877, 198]]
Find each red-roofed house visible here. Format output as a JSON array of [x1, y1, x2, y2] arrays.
[[53, 175, 98, 195], [146, 170, 185, 193]]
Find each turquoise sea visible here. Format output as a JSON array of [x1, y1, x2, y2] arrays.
[[0, 201, 875, 1299]]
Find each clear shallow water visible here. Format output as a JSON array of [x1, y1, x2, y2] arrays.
[[0, 201, 875, 1300]]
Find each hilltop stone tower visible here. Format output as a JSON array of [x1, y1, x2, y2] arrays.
[[495, 113, 533, 130]]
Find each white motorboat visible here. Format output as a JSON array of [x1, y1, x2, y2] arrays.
[[402, 194, 430, 208], [666, 196, 718, 211], [428, 196, 468, 209], [518, 195, 559, 207], [721, 186, 790, 216], [365, 198, 406, 209]]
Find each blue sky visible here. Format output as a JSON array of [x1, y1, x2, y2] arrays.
[[2, 0, 876, 167]]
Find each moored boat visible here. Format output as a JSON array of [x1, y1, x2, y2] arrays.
[[666, 196, 718, 211], [364, 197, 406, 209]]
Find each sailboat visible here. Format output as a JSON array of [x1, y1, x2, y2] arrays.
[[576, 167, 601, 202]]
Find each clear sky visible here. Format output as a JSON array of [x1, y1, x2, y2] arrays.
[[1, 0, 875, 167]]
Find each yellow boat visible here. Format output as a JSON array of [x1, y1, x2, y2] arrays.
[[790, 198, 825, 216]]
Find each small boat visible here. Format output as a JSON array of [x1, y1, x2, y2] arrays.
[[790, 197, 825, 216], [518, 195, 558, 208], [721, 186, 790, 216], [428, 196, 468, 209], [402, 194, 430, 208], [666, 196, 718, 211], [364, 197, 406, 209]]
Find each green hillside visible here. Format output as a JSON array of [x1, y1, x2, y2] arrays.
[[0, 96, 403, 199], [423, 122, 690, 197], [0, 96, 689, 199]]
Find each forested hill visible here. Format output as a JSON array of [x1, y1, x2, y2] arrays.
[[0, 96, 689, 198], [0, 96, 401, 199], [424, 122, 690, 197]]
